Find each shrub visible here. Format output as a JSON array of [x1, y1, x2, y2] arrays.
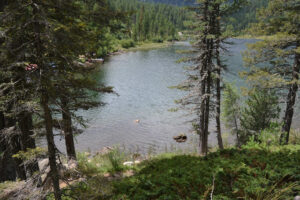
[[240, 88, 280, 144], [106, 147, 126, 173], [121, 39, 136, 49], [152, 37, 164, 43]]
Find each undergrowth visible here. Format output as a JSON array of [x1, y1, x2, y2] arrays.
[[113, 145, 300, 200], [47, 144, 300, 200]]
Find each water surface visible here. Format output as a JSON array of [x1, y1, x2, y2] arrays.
[[50, 39, 299, 154]]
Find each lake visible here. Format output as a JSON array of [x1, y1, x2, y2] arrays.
[[47, 39, 300, 154]]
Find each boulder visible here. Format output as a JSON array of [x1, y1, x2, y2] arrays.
[[123, 160, 141, 166], [123, 161, 134, 166], [173, 134, 187, 143]]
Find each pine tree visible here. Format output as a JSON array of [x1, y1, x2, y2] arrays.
[[244, 0, 300, 144], [176, 0, 246, 154], [240, 88, 280, 143]]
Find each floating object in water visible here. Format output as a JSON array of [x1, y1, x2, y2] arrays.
[[173, 134, 187, 143], [135, 119, 140, 123]]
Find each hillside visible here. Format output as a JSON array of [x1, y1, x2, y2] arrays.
[[143, 0, 194, 6], [143, 0, 269, 34]]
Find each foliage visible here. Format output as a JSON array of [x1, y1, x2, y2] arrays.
[[77, 148, 127, 177], [145, 0, 269, 35], [120, 39, 136, 49], [243, 123, 282, 149], [12, 147, 47, 161], [243, 0, 300, 144], [113, 147, 300, 199], [222, 83, 242, 145], [240, 88, 281, 143], [109, 0, 192, 42], [106, 148, 126, 173]]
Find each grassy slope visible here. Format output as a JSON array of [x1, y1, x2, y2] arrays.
[[53, 145, 300, 200], [113, 146, 300, 200]]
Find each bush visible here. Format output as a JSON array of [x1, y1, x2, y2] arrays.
[[240, 88, 280, 144], [106, 148, 126, 173], [121, 39, 136, 49], [152, 37, 164, 43]]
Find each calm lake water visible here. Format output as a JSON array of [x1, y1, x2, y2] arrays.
[[45, 39, 300, 154]]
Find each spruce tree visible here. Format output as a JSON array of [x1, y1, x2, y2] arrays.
[[240, 88, 280, 143], [244, 0, 300, 144], [176, 0, 245, 154]]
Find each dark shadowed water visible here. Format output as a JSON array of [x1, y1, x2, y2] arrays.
[[39, 39, 300, 154]]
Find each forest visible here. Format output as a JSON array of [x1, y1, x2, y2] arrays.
[[0, 0, 300, 200]]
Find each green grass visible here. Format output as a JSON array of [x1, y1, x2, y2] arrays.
[[46, 144, 300, 200], [0, 181, 16, 192], [76, 147, 129, 177], [123, 41, 172, 52], [113, 146, 300, 200]]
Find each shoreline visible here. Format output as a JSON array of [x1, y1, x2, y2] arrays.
[[107, 41, 175, 57]]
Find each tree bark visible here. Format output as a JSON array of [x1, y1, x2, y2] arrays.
[[4, 116, 27, 181], [11, 132, 27, 180], [61, 97, 76, 160], [215, 53, 224, 150], [0, 112, 17, 182], [281, 47, 300, 145], [214, 3, 224, 150], [18, 112, 40, 177], [31, 1, 61, 198], [199, 0, 209, 155], [41, 93, 61, 200]]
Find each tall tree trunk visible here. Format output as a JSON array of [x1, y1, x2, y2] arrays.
[[4, 116, 27, 180], [0, 112, 4, 129], [11, 132, 27, 180], [215, 3, 224, 150], [281, 48, 300, 145], [31, 2, 61, 198], [41, 93, 61, 200], [215, 52, 224, 150], [234, 117, 240, 147], [199, 0, 209, 155], [61, 97, 76, 160], [203, 37, 213, 156], [18, 112, 40, 177], [0, 112, 17, 182]]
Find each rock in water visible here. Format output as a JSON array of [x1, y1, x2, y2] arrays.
[[173, 134, 187, 143]]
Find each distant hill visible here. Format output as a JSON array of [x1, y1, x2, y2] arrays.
[[142, 0, 269, 34], [142, 0, 194, 6]]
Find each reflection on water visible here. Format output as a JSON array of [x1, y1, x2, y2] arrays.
[[38, 39, 299, 154]]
